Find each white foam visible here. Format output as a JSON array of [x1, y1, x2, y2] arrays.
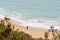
[[23, 22, 49, 28], [0, 8, 59, 30], [7, 15, 60, 30], [0, 14, 60, 30], [9, 17, 49, 29], [0, 14, 5, 19]]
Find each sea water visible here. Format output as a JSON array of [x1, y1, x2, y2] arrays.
[[0, 0, 60, 29]]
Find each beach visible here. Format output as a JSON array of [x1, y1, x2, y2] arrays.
[[0, 15, 48, 38], [0, 16, 59, 39], [8, 20, 46, 38], [14, 24, 45, 38], [0, 0, 60, 40], [9, 20, 54, 39]]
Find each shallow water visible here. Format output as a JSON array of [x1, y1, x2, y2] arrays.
[[0, 0, 60, 29]]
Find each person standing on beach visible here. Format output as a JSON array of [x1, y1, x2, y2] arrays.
[[26, 26, 28, 30]]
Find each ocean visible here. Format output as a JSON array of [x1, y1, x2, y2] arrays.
[[0, 0, 60, 29]]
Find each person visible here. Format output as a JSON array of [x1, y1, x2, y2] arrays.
[[26, 26, 28, 30]]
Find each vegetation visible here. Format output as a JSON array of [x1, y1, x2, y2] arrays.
[[44, 32, 49, 40], [0, 17, 60, 40], [4, 17, 10, 20], [0, 17, 35, 40]]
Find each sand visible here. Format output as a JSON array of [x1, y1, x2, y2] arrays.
[[14, 24, 45, 38], [0, 19, 54, 39], [0, 18, 54, 39], [9, 20, 53, 39]]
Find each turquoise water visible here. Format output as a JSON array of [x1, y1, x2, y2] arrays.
[[0, 0, 60, 19], [0, 0, 60, 29]]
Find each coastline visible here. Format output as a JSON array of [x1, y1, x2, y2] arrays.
[[9, 19, 60, 39], [0, 17, 59, 39], [9, 19, 49, 38]]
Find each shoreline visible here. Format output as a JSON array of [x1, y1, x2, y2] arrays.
[[0, 15, 60, 30], [10, 19, 49, 31], [9, 19, 49, 38], [9, 19, 60, 39], [0, 17, 58, 39]]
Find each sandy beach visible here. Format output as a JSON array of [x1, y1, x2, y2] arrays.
[[14, 24, 45, 38], [0, 18, 54, 39], [9, 20, 53, 39], [0, 0, 60, 40]]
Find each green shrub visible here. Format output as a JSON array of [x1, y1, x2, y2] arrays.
[[0, 18, 35, 40]]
